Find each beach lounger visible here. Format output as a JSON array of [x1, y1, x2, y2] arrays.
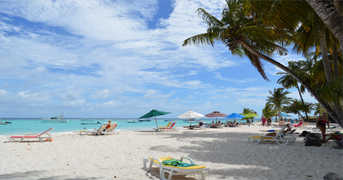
[[159, 122, 176, 131], [143, 156, 207, 180], [102, 123, 118, 135], [248, 129, 296, 144], [80, 124, 106, 135], [9, 128, 53, 142], [293, 121, 303, 128], [159, 122, 172, 129], [80, 123, 118, 135], [184, 125, 201, 130]]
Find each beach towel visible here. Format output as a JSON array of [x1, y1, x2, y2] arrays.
[[162, 159, 195, 167]]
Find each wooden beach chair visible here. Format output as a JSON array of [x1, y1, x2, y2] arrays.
[[143, 156, 207, 180], [9, 128, 53, 142]]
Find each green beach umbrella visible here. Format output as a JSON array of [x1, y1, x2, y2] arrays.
[[242, 113, 258, 119], [139, 109, 171, 130]]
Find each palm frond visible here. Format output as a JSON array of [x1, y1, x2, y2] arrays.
[[196, 8, 224, 27], [183, 33, 217, 47], [243, 48, 268, 80]]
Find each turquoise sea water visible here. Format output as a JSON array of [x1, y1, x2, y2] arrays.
[[0, 118, 258, 135], [0, 118, 207, 135]]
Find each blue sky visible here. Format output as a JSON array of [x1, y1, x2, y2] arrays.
[[0, 0, 314, 118]]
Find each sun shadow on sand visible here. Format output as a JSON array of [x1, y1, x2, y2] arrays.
[[147, 130, 342, 180], [0, 170, 101, 180], [145, 167, 197, 180]]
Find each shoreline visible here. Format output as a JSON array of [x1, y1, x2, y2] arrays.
[[1, 125, 342, 180]]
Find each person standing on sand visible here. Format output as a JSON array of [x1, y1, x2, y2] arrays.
[[267, 118, 272, 126], [261, 116, 266, 126], [317, 113, 330, 142]]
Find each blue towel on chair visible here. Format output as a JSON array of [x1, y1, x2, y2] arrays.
[[162, 159, 195, 167]]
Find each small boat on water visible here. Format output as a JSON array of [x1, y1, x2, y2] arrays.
[[128, 120, 138, 123], [80, 121, 102, 125], [0, 121, 11, 125], [138, 119, 151, 122], [41, 115, 68, 123]]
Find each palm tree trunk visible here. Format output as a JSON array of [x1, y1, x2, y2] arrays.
[[306, 0, 343, 52], [296, 83, 309, 122], [334, 0, 343, 15], [320, 31, 333, 83], [333, 45, 340, 78], [240, 40, 343, 128]]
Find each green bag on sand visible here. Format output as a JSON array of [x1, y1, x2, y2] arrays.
[[162, 159, 195, 167]]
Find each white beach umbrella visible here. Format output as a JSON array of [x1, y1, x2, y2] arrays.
[[178, 111, 204, 120]]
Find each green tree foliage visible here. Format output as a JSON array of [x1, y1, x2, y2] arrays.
[[266, 88, 291, 121], [284, 99, 314, 120], [183, 0, 343, 127], [262, 103, 277, 119]]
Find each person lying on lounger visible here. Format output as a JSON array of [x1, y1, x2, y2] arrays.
[[95, 120, 112, 135]]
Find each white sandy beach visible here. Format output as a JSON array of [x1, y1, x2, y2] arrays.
[[0, 125, 342, 180]]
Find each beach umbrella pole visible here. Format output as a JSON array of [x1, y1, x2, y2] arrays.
[[155, 117, 158, 130]]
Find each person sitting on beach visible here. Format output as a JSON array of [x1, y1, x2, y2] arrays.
[[210, 120, 219, 128], [105, 120, 112, 130], [283, 123, 294, 134], [226, 121, 233, 127]]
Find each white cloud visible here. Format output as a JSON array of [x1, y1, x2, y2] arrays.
[[93, 89, 110, 99], [104, 100, 117, 106], [0, 0, 282, 117], [215, 72, 257, 83], [18, 90, 49, 101], [0, 89, 7, 95], [0, 0, 158, 41]]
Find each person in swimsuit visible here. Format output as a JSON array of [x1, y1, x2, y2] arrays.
[[317, 113, 329, 142], [105, 120, 112, 130]]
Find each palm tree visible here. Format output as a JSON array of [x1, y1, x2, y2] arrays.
[[266, 88, 291, 121], [277, 61, 309, 121], [242, 108, 257, 123], [313, 103, 325, 115], [242, 108, 256, 114], [285, 99, 313, 120], [262, 103, 277, 120], [305, 0, 343, 52], [182, 0, 343, 127]]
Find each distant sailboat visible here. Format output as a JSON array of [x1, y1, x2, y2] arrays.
[[41, 115, 68, 123]]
